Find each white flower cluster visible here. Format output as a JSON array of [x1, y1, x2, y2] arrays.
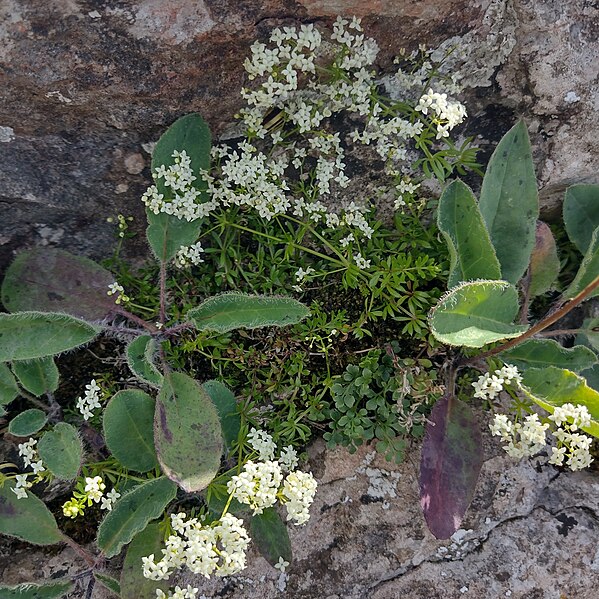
[[548, 404, 594, 470], [12, 438, 46, 499], [490, 413, 549, 459], [84, 475, 106, 502], [107, 282, 131, 305], [76, 379, 102, 421], [490, 404, 594, 471], [142, 150, 218, 222], [472, 364, 522, 400], [227, 428, 314, 524], [175, 242, 205, 268], [415, 88, 467, 139], [156, 586, 200, 599], [142, 512, 250, 581]]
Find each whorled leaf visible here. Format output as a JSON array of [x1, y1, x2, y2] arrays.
[[120, 522, 169, 599], [428, 280, 528, 348], [0, 482, 63, 545], [188, 293, 310, 333], [479, 120, 539, 284], [37, 422, 82, 480], [528, 221, 560, 297], [126, 335, 163, 387], [203, 379, 241, 452], [564, 226, 599, 300], [250, 507, 292, 567], [563, 184, 599, 254], [420, 394, 483, 539], [437, 179, 501, 288], [499, 339, 596, 373], [11, 357, 59, 397], [0, 313, 100, 362], [0, 363, 19, 406], [1, 248, 118, 321], [97, 477, 177, 558], [521, 367, 599, 439], [103, 389, 158, 473], [0, 581, 74, 598], [154, 372, 223, 492], [8, 408, 48, 437]]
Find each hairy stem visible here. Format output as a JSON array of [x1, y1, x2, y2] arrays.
[[113, 307, 157, 333], [159, 260, 167, 326], [61, 533, 96, 568]]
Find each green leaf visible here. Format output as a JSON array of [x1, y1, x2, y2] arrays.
[[437, 179, 501, 287], [528, 221, 560, 297], [1, 248, 118, 321], [146, 113, 211, 263], [564, 226, 599, 300], [479, 121, 539, 284], [576, 317, 599, 352], [203, 380, 240, 451], [126, 336, 163, 387], [97, 477, 177, 558], [146, 212, 203, 263], [0, 313, 99, 361], [563, 184, 599, 254], [8, 409, 48, 436], [94, 573, 121, 597], [0, 363, 19, 406], [521, 367, 599, 438], [428, 280, 528, 348], [154, 372, 223, 492], [0, 581, 73, 598], [0, 482, 63, 545], [249, 507, 292, 567], [188, 293, 310, 333], [37, 423, 82, 480], [103, 390, 158, 473], [12, 357, 59, 397], [499, 339, 596, 372], [120, 522, 169, 599]]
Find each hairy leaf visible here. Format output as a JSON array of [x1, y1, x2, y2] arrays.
[[0, 482, 63, 545], [563, 184, 599, 254], [428, 281, 528, 348], [564, 226, 599, 300], [528, 221, 560, 297], [94, 573, 121, 597], [103, 390, 158, 473], [420, 394, 483, 539], [8, 409, 48, 437], [188, 293, 310, 333], [250, 507, 292, 567], [203, 380, 240, 451], [37, 422, 82, 480], [1, 248, 118, 320], [499, 339, 596, 372], [0, 581, 73, 598], [97, 477, 177, 558], [0, 363, 19, 406], [12, 357, 59, 397], [120, 522, 169, 599], [479, 121, 539, 284], [154, 372, 223, 492], [521, 367, 599, 438], [0, 313, 99, 361], [126, 335, 163, 387], [437, 179, 501, 287], [146, 113, 211, 263]]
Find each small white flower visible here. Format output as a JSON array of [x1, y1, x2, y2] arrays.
[[274, 556, 290, 572]]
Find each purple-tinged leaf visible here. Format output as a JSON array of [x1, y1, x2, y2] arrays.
[[420, 394, 483, 539], [528, 221, 560, 297], [1, 248, 117, 321]]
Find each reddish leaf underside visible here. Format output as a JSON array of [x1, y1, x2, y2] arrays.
[[419, 394, 483, 539]]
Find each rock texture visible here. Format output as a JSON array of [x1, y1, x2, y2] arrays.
[[2, 436, 599, 598], [1, 0, 597, 264]]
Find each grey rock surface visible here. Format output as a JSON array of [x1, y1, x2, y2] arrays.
[[1, 0, 597, 264], [2, 436, 598, 598]]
